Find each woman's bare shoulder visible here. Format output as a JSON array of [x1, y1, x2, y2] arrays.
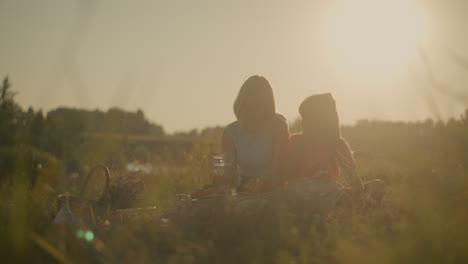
[[274, 113, 289, 132], [225, 121, 240, 131], [224, 121, 239, 138], [276, 113, 287, 122]]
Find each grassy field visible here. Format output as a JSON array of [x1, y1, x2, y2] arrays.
[[1, 113, 468, 263]]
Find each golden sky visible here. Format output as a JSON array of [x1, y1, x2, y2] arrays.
[[1, 0, 467, 132]]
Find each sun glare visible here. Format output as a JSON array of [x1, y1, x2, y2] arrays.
[[322, 0, 427, 79]]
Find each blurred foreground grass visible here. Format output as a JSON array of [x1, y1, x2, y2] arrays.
[[1, 114, 468, 264]]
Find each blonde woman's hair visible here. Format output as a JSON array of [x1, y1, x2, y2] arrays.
[[234, 75, 276, 131]]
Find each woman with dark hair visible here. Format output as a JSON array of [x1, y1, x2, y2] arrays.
[[222, 75, 289, 191], [281, 93, 385, 211]]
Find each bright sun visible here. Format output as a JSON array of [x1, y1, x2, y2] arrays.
[[322, 0, 427, 79]]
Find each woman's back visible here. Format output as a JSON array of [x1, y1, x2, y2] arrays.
[[222, 75, 289, 189], [282, 134, 356, 180], [225, 119, 275, 179]]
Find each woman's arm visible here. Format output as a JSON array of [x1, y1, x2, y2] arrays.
[[222, 129, 238, 187], [337, 138, 364, 194], [271, 116, 290, 183], [343, 165, 364, 194]]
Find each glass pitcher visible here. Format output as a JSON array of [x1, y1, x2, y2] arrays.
[[212, 154, 237, 191]]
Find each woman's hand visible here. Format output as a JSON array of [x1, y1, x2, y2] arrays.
[[347, 168, 365, 196]]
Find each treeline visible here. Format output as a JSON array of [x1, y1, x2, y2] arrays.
[[0, 77, 170, 180], [0, 77, 164, 157]]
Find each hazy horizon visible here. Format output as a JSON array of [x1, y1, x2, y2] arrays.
[[1, 0, 468, 132]]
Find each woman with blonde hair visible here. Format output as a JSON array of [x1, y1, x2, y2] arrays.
[[222, 75, 289, 191]]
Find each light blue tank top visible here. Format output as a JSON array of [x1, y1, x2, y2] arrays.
[[224, 120, 274, 180]]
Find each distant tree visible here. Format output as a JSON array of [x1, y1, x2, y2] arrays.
[[28, 110, 46, 147], [199, 126, 223, 139], [43, 108, 85, 160], [462, 109, 468, 127], [0, 77, 22, 146], [174, 128, 199, 137], [188, 128, 199, 137], [0, 77, 14, 104], [17, 107, 45, 147], [149, 123, 165, 136]]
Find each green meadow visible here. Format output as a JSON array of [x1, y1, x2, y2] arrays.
[[1, 77, 468, 263]]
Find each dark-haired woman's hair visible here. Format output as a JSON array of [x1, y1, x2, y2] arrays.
[[234, 75, 277, 132], [299, 93, 340, 144], [281, 93, 355, 181]]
